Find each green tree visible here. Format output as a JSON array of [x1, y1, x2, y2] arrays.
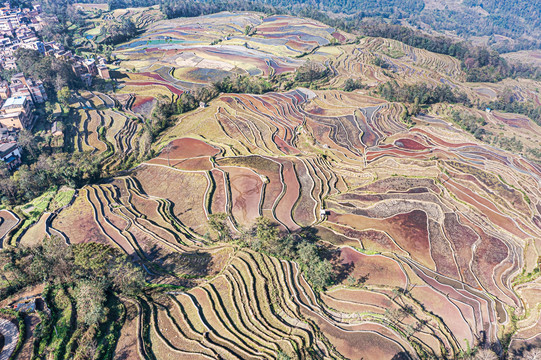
[[208, 212, 230, 241], [57, 86, 71, 106]]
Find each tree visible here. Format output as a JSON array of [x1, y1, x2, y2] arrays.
[[76, 280, 106, 325], [17, 129, 39, 160], [252, 217, 279, 251], [102, 19, 137, 45], [57, 86, 71, 106], [208, 212, 230, 241], [15, 48, 80, 96], [162, 142, 174, 167], [110, 260, 145, 297], [343, 78, 365, 92], [523, 348, 541, 360], [473, 349, 498, 360], [295, 61, 328, 84]]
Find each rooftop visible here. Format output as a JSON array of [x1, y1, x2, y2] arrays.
[[2, 95, 25, 108], [0, 141, 17, 153]]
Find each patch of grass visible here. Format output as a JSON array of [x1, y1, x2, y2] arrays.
[[49, 189, 76, 212], [381, 47, 405, 59], [352, 246, 380, 255], [20, 187, 57, 219], [513, 267, 540, 285]]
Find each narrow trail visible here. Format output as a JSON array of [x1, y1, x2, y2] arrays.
[[0, 317, 18, 360]]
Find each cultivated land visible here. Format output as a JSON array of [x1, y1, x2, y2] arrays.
[[2, 7, 541, 360]]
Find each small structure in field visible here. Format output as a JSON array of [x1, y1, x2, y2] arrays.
[[97, 65, 110, 80], [51, 121, 62, 136]]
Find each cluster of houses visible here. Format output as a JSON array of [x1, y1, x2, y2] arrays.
[[0, 3, 110, 86], [0, 3, 45, 71], [0, 72, 46, 169], [0, 3, 112, 171]]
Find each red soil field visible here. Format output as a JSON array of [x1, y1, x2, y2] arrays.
[[52, 189, 110, 245], [442, 213, 479, 287], [125, 81, 184, 96], [291, 159, 317, 226], [210, 169, 227, 214], [131, 95, 156, 116], [299, 305, 406, 360], [366, 148, 433, 162], [446, 169, 528, 214], [355, 177, 439, 194], [274, 160, 301, 231], [217, 156, 283, 213], [326, 288, 395, 309], [133, 165, 209, 234], [134, 72, 168, 82], [148, 157, 213, 171], [325, 222, 407, 255], [442, 175, 529, 239], [339, 247, 407, 288], [222, 166, 263, 226], [331, 31, 346, 42], [321, 293, 387, 314], [427, 219, 459, 278], [411, 128, 476, 148], [410, 285, 474, 347], [469, 224, 516, 306], [411, 266, 490, 334], [493, 113, 532, 130], [394, 138, 429, 150], [114, 300, 140, 359], [160, 138, 220, 159], [285, 39, 312, 52], [328, 211, 435, 269], [86, 186, 135, 255]]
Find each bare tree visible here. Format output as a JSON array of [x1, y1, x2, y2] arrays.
[[163, 142, 174, 167], [522, 348, 541, 360], [474, 349, 498, 360]]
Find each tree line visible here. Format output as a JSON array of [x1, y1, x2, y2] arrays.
[[377, 81, 470, 107]]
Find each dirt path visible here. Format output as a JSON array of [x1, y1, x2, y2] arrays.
[[0, 317, 18, 360]]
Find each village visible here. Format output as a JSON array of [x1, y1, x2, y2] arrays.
[[0, 2, 110, 170]]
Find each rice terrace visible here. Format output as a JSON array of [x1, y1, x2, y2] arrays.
[[1, 1, 541, 360]]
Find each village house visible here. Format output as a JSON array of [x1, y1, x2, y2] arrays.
[[10, 73, 47, 103], [0, 141, 21, 170], [0, 126, 17, 142], [97, 64, 110, 79], [0, 80, 10, 99], [0, 95, 33, 129], [83, 58, 98, 76]]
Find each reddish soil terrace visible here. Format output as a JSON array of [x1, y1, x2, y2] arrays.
[[160, 138, 220, 159]]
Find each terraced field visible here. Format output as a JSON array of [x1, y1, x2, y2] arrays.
[[29, 80, 538, 358], [66, 91, 145, 171], [5, 9, 541, 360], [113, 12, 353, 89]]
